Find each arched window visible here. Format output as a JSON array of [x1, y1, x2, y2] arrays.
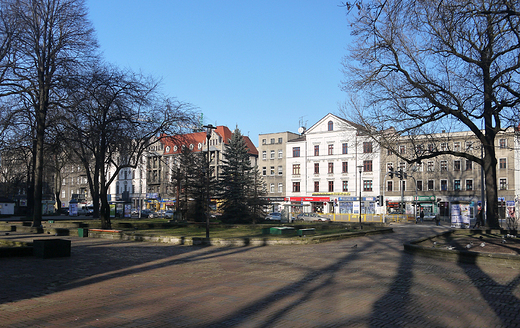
[[328, 121, 333, 131]]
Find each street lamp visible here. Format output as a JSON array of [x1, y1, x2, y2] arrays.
[[203, 124, 215, 239], [358, 164, 363, 229]]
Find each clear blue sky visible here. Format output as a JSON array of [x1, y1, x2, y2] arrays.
[[86, 0, 352, 146]]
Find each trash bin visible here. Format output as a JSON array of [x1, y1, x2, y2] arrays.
[[78, 228, 88, 238]]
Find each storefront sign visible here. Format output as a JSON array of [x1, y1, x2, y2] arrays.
[[289, 197, 330, 202]]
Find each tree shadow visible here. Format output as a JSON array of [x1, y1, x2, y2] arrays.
[[0, 238, 259, 305]]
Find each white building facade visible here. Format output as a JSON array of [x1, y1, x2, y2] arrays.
[[285, 113, 381, 215]]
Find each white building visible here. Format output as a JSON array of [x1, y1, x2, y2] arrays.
[[285, 113, 381, 215]]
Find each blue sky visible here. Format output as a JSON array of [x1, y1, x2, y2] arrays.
[[86, 0, 352, 146]]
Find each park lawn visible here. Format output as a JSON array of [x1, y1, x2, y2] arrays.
[[106, 220, 357, 238]]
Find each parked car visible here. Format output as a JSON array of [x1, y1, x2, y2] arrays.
[[164, 210, 175, 219], [296, 212, 330, 222], [265, 212, 282, 221], [132, 209, 153, 218]]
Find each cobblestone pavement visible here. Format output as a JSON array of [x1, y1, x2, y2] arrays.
[[1, 224, 519, 328]]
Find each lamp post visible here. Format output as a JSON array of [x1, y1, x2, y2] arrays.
[[203, 124, 215, 239], [358, 165, 363, 229]]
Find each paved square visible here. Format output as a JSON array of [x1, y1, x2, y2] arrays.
[[1, 224, 519, 327]]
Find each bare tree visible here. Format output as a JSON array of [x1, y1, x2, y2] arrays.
[[342, 0, 520, 228], [62, 64, 196, 229], [1, 0, 97, 227]]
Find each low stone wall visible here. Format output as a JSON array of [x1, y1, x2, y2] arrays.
[[403, 230, 520, 268]]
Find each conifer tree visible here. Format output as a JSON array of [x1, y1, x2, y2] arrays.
[[219, 128, 253, 223]]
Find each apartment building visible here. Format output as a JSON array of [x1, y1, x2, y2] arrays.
[[285, 113, 381, 215], [258, 131, 299, 212], [381, 129, 516, 219]]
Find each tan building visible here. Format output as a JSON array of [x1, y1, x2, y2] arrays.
[[381, 129, 515, 220], [258, 131, 299, 212]]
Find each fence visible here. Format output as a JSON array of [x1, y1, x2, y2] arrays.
[[327, 213, 413, 223]]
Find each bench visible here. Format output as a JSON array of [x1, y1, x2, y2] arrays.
[[33, 239, 71, 258], [298, 228, 316, 237]]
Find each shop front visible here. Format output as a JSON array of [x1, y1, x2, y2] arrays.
[[288, 197, 330, 215]]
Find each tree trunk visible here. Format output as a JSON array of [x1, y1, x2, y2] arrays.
[[32, 112, 46, 228]]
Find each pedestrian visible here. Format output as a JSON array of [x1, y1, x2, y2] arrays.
[[435, 213, 440, 226], [473, 207, 483, 229], [418, 209, 424, 224]]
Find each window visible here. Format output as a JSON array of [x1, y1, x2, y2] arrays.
[[387, 163, 394, 172], [293, 182, 300, 192], [262, 139, 266, 145], [328, 121, 333, 131], [293, 147, 300, 157], [328, 144, 334, 155], [270, 150, 275, 159], [292, 164, 300, 175], [465, 141, 473, 151], [453, 142, 461, 152], [466, 180, 473, 191], [262, 167, 266, 176], [499, 138, 506, 149], [387, 181, 393, 192], [499, 158, 507, 169], [328, 181, 334, 192], [270, 183, 275, 193], [363, 160, 373, 172], [399, 145, 406, 154], [342, 143, 348, 154], [427, 161, 434, 172], [428, 180, 434, 191], [278, 183, 283, 193], [415, 144, 423, 154], [314, 163, 319, 174], [441, 143, 447, 151], [314, 181, 320, 192], [342, 161, 348, 173], [278, 150, 283, 158], [342, 181, 348, 192], [314, 145, 319, 156], [278, 166, 283, 175], [440, 161, 448, 172], [399, 162, 406, 171], [62, 178, 66, 185], [278, 137, 282, 144], [328, 162, 334, 174], [415, 180, 423, 191], [428, 144, 434, 152], [441, 180, 448, 191], [270, 166, 275, 176], [466, 160, 473, 171], [454, 180, 461, 191], [500, 178, 507, 190], [401, 180, 406, 191], [363, 180, 373, 191], [61, 190, 65, 198], [363, 142, 373, 153], [454, 160, 461, 171], [262, 151, 267, 160], [270, 138, 275, 144]]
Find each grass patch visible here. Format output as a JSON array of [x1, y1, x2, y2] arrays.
[[110, 220, 368, 238]]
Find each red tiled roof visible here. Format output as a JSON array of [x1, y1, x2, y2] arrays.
[[159, 126, 258, 156]]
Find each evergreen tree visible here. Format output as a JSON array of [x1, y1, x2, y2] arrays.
[[170, 145, 207, 222], [219, 128, 253, 224], [246, 165, 269, 224]]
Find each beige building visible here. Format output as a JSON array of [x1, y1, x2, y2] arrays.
[[381, 129, 515, 219], [258, 131, 299, 212]]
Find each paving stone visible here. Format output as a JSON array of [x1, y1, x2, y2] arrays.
[[0, 224, 518, 327]]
